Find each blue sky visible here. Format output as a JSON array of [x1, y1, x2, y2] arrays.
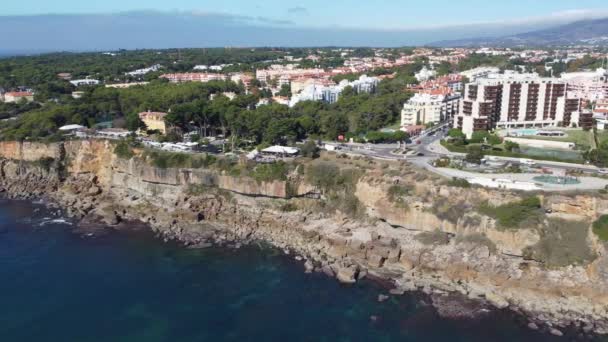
[[4, 0, 608, 29]]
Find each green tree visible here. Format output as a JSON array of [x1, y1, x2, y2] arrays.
[[300, 140, 320, 158], [125, 112, 146, 132], [465, 145, 484, 164], [505, 140, 520, 152], [278, 84, 291, 97], [448, 128, 465, 139]]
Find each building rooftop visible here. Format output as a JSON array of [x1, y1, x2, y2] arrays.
[[5, 91, 33, 97]]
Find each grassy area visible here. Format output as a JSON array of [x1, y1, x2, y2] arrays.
[[596, 130, 608, 147], [499, 129, 594, 149], [142, 149, 217, 169], [524, 219, 597, 268], [441, 140, 585, 164], [478, 196, 544, 229], [593, 215, 608, 241], [251, 162, 289, 183], [383, 122, 402, 130]]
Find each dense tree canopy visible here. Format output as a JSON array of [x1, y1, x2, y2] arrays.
[[0, 48, 421, 144]]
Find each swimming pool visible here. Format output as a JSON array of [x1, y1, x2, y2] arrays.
[[509, 129, 538, 136]]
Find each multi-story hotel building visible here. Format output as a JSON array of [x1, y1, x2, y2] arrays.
[[454, 74, 586, 138]]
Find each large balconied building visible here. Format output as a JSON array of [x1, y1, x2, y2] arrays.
[[453, 74, 585, 138], [401, 93, 461, 127]]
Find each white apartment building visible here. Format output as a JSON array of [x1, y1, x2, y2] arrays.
[[401, 93, 461, 127], [459, 67, 500, 82], [415, 66, 436, 82], [454, 74, 586, 138], [560, 68, 608, 102], [70, 79, 100, 87], [126, 64, 162, 77], [289, 75, 378, 107], [159, 73, 227, 83]]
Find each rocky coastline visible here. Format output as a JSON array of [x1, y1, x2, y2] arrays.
[[2, 139, 608, 338]]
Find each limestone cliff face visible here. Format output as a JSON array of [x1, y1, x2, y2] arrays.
[[0, 140, 308, 201], [4, 139, 608, 334], [0, 141, 61, 162], [355, 178, 540, 256]]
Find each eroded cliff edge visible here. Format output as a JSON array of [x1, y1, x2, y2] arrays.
[[2, 139, 608, 335]]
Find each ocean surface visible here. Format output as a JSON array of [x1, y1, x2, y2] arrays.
[[0, 199, 582, 341]]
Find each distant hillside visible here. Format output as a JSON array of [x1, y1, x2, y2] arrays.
[[433, 17, 608, 47]]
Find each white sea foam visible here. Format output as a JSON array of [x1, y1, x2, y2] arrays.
[[39, 219, 72, 226]]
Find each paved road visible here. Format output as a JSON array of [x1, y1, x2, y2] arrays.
[[324, 123, 608, 191]]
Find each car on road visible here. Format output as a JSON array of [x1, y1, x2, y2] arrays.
[[519, 158, 536, 166], [598, 168, 608, 175], [416, 152, 425, 157]]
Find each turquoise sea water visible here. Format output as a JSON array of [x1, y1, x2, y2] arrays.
[[0, 200, 578, 341]]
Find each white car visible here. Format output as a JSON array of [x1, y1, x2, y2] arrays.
[[519, 158, 536, 166], [598, 168, 608, 175]]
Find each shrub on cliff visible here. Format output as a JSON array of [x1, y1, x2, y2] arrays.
[[456, 233, 497, 254], [416, 230, 451, 246], [524, 219, 597, 268], [478, 196, 543, 229], [114, 141, 134, 159], [447, 178, 470, 188], [430, 198, 470, 224], [464, 145, 484, 164], [300, 140, 320, 159], [387, 184, 411, 208], [144, 150, 216, 169], [33, 157, 56, 171], [251, 161, 289, 183], [592, 215, 608, 241], [306, 162, 340, 191], [307, 162, 363, 218]]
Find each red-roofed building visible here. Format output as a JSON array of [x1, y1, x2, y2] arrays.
[[401, 125, 426, 137], [409, 74, 463, 95], [2, 91, 34, 103]]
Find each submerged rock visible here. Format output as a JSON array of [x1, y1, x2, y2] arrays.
[[431, 293, 492, 320], [549, 328, 564, 337], [304, 260, 314, 273], [336, 265, 359, 284]]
